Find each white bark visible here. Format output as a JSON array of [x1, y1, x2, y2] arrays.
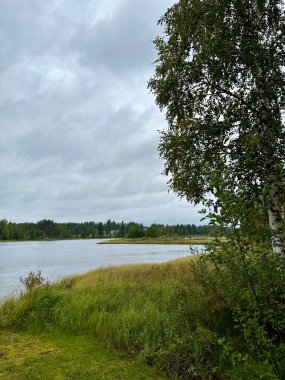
[[268, 179, 285, 257], [251, 0, 285, 257]]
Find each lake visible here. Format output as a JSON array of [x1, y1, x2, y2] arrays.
[[0, 239, 204, 300]]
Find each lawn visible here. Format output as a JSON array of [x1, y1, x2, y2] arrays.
[[0, 331, 167, 380]]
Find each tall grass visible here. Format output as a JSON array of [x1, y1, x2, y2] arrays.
[[1, 255, 279, 379]]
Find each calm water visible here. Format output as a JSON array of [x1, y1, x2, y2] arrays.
[[0, 239, 204, 299]]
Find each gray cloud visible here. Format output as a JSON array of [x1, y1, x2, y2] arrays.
[[0, 0, 202, 225]]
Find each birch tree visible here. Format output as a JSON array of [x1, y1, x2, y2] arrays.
[[149, 0, 285, 254]]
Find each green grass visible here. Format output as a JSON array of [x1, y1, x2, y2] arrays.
[[0, 331, 167, 380], [1, 254, 278, 379], [0, 257, 226, 378]]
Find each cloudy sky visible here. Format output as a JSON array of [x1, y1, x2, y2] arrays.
[[0, 0, 202, 225]]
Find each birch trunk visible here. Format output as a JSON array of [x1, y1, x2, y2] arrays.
[[251, 0, 285, 256], [268, 178, 285, 257]]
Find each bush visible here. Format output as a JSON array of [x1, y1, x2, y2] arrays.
[[193, 238, 285, 379]]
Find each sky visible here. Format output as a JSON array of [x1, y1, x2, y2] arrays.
[[0, 0, 202, 225]]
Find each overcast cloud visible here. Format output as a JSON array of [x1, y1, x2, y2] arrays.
[[0, 0, 202, 225]]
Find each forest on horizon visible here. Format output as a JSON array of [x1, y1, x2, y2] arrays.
[[0, 218, 215, 241]]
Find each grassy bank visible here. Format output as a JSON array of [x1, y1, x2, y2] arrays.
[[0, 257, 220, 379], [98, 236, 214, 245], [0, 254, 282, 379]]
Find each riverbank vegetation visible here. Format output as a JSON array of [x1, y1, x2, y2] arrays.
[[1, 246, 284, 379]]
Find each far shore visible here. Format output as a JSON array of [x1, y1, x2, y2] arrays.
[[0, 236, 221, 245], [97, 237, 216, 245]]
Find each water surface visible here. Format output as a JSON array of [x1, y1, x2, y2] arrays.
[[0, 239, 204, 299]]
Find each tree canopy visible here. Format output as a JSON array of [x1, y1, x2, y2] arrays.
[[149, 0, 285, 205], [149, 0, 285, 253]]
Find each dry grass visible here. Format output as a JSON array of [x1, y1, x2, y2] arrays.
[[98, 236, 214, 245]]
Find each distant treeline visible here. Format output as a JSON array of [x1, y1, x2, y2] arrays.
[[0, 219, 216, 241]]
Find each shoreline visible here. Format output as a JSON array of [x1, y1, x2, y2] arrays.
[[98, 237, 214, 245], [0, 237, 215, 245]]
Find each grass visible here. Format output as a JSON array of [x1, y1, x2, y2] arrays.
[[1, 252, 278, 379], [1, 256, 226, 379], [0, 331, 166, 379], [98, 236, 214, 244]]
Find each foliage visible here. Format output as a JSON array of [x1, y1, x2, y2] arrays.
[[148, 2, 285, 375], [20, 270, 46, 293], [195, 238, 285, 377], [19, 270, 46, 309], [194, 182, 285, 378], [149, 0, 285, 207], [0, 218, 216, 241], [127, 225, 145, 238]]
